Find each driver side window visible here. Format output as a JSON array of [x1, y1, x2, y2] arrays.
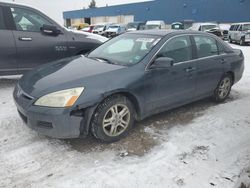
[[157, 36, 192, 63], [11, 7, 52, 32]]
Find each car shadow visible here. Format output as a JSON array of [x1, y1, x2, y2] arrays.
[[66, 91, 240, 156], [0, 77, 240, 157]]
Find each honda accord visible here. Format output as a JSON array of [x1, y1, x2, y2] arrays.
[[13, 30, 244, 142]]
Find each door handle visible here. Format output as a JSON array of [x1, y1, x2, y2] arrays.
[[19, 37, 32, 41], [185, 67, 196, 73]]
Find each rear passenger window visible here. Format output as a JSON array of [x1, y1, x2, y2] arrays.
[[235, 25, 240, 31], [194, 36, 219, 58], [229, 25, 234, 31], [157, 36, 192, 63], [0, 7, 5, 30]]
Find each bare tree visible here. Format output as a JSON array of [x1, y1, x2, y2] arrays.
[[88, 0, 96, 8]]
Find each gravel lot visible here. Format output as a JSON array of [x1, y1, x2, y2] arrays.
[[0, 43, 250, 188]]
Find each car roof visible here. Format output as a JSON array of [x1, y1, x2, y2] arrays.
[[231, 22, 250, 25], [193, 22, 218, 26], [0, 1, 32, 8], [128, 29, 214, 37]]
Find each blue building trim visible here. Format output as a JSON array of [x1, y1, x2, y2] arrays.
[[63, 0, 250, 23]]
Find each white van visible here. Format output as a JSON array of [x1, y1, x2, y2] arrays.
[[145, 20, 166, 30]]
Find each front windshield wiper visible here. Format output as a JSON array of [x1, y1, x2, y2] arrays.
[[88, 57, 118, 65]]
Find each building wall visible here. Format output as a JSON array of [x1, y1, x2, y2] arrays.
[[63, 0, 250, 25]]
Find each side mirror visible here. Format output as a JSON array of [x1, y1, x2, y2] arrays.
[[150, 57, 174, 69], [41, 24, 62, 36]]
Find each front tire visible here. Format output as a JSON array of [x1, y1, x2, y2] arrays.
[[91, 95, 135, 143], [240, 38, 245, 46], [212, 74, 233, 103]]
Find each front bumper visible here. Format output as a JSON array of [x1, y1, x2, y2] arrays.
[[13, 86, 85, 139], [104, 32, 118, 38]]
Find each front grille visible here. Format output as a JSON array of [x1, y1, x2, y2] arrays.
[[37, 121, 53, 129], [18, 111, 28, 124], [223, 30, 228, 35]]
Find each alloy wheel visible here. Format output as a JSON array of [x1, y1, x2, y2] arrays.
[[218, 77, 231, 99], [102, 104, 130, 137]]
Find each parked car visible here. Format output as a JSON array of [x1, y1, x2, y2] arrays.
[[189, 22, 223, 38], [81, 25, 95, 33], [228, 22, 250, 45], [171, 22, 184, 30], [92, 23, 112, 35], [71, 23, 89, 30], [126, 21, 145, 31], [103, 24, 126, 38], [14, 30, 244, 143], [0, 2, 107, 76], [145, 20, 166, 30], [182, 20, 194, 30], [219, 23, 231, 40]]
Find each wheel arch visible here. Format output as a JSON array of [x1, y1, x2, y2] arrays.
[[78, 90, 142, 137], [101, 90, 142, 121], [225, 71, 235, 84]]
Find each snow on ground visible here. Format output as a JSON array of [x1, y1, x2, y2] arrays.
[[0, 44, 250, 188]]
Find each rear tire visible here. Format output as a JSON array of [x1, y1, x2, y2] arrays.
[[91, 95, 135, 143], [212, 74, 233, 103]]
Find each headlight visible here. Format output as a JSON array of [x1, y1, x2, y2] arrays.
[[34, 87, 84, 108]]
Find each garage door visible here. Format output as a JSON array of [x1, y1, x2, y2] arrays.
[[91, 17, 105, 24], [123, 15, 134, 24]]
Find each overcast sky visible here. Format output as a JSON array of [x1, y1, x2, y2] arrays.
[[1, 0, 150, 25]]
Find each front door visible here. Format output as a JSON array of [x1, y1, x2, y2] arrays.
[[9, 6, 69, 72], [144, 35, 196, 113], [0, 6, 17, 75]]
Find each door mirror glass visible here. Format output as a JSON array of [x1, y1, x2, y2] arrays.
[[41, 24, 61, 35], [151, 57, 174, 69]]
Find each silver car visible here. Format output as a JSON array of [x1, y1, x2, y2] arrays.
[[228, 22, 250, 46]]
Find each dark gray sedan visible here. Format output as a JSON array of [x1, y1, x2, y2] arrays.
[[14, 30, 244, 142]]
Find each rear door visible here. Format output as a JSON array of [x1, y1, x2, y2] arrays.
[[235, 24, 242, 42], [233, 25, 240, 41], [0, 6, 17, 75], [192, 35, 225, 97], [9, 6, 69, 72]]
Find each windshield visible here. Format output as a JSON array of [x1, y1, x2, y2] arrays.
[[127, 23, 139, 29], [201, 25, 217, 31], [94, 25, 104, 30], [242, 24, 250, 31], [145, 25, 160, 30], [88, 34, 162, 66], [108, 26, 119, 29]]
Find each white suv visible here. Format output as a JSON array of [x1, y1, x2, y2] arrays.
[[228, 22, 250, 46]]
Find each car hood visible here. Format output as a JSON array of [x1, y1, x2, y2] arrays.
[[106, 28, 118, 32], [66, 28, 108, 43], [19, 56, 125, 97], [127, 28, 137, 31]]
